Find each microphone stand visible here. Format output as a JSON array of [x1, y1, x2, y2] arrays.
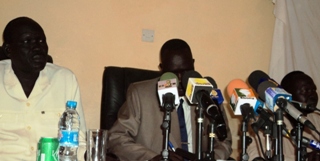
[[273, 99, 286, 161], [252, 107, 273, 160], [203, 122, 216, 161], [294, 123, 307, 161], [160, 94, 175, 161], [240, 103, 255, 161], [196, 105, 205, 161], [291, 101, 307, 161], [161, 110, 172, 161]]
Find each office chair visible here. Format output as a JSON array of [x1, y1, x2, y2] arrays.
[[100, 66, 161, 130]]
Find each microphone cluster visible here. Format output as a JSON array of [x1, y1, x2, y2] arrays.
[[157, 70, 228, 160], [157, 69, 320, 161], [181, 70, 227, 141], [248, 70, 316, 131], [227, 70, 320, 161]]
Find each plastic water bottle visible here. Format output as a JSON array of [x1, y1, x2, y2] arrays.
[[58, 101, 80, 161]]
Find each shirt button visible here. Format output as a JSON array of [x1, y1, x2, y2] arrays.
[[31, 146, 35, 151], [26, 102, 30, 106], [27, 126, 31, 130]]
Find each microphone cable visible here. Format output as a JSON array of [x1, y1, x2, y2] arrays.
[[251, 117, 272, 161]]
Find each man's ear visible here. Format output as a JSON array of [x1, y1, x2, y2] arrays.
[[3, 43, 11, 58], [158, 63, 162, 71]]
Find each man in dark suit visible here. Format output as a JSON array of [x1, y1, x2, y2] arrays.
[[108, 38, 232, 161]]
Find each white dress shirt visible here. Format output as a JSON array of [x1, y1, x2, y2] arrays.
[[0, 60, 86, 161], [177, 96, 193, 153]]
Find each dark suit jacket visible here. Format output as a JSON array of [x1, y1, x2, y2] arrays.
[[108, 78, 232, 161]]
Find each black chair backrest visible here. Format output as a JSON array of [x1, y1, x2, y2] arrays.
[[100, 66, 161, 130]]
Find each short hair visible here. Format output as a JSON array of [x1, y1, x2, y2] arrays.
[[280, 70, 310, 92], [160, 38, 193, 61], [3, 17, 44, 44]]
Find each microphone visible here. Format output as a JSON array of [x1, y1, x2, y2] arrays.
[[248, 70, 282, 101], [227, 79, 275, 158], [290, 100, 317, 113], [157, 72, 179, 111], [227, 79, 249, 97], [226, 79, 273, 119], [202, 91, 227, 141], [204, 76, 224, 105], [203, 76, 228, 142], [257, 81, 292, 111], [181, 70, 203, 91], [255, 75, 317, 131], [182, 71, 227, 141], [248, 70, 271, 92], [204, 76, 217, 88], [227, 79, 261, 116], [288, 129, 320, 151], [182, 71, 213, 104], [303, 138, 320, 150]]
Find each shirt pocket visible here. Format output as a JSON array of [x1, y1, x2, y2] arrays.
[[36, 110, 62, 137]]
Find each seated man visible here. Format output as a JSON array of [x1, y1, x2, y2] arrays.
[[0, 17, 86, 160], [247, 71, 319, 161], [108, 38, 232, 161]]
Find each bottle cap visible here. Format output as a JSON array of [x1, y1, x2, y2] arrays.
[[66, 101, 77, 109]]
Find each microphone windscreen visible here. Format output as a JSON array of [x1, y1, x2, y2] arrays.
[[204, 76, 217, 88], [160, 72, 178, 81], [248, 70, 270, 91], [181, 70, 202, 90], [226, 79, 249, 97], [257, 81, 277, 101]]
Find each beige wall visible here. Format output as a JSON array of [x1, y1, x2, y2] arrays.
[[0, 0, 274, 159]]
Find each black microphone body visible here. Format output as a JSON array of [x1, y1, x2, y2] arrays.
[[290, 129, 320, 151], [196, 89, 227, 141], [162, 93, 176, 111], [291, 100, 317, 113], [276, 97, 316, 131]]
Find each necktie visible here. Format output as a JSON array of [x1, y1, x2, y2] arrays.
[[177, 99, 188, 152]]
